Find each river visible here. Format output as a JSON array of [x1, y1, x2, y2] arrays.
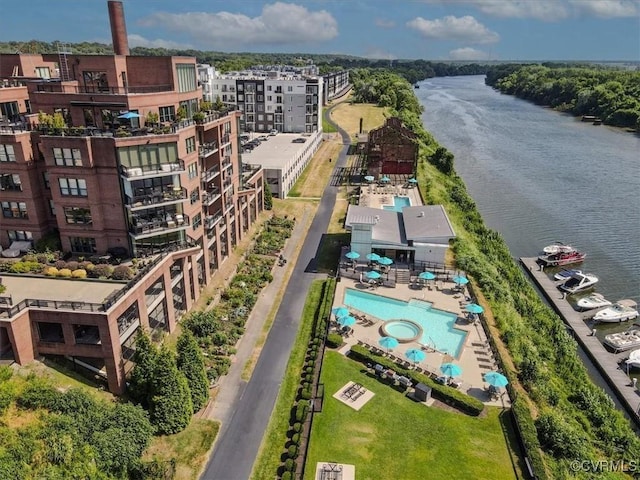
[[418, 75, 640, 315]]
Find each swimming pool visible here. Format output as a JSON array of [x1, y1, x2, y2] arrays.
[[382, 196, 411, 212], [344, 288, 466, 357]]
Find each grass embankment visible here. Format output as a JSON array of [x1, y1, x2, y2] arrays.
[[288, 140, 343, 198], [304, 352, 519, 480], [250, 280, 331, 480], [329, 102, 388, 138]]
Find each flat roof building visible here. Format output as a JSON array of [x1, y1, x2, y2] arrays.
[[0, 1, 265, 394]]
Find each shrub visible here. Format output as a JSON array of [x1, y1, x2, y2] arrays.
[[9, 261, 43, 273], [79, 261, 93, 270], [16, 381, 61, 410], [65, 261, 79, 271], [57, 268, 72, 278], [55, 260, 67, 269], [91, 264, 113, 279], [293, 422, 302, 433], [21, 253, 37, 263], [300, 389, 312, 400], [72, 269, 87, 279], [325, 333, 343, 348], [111, 265, 133, 280], [287, 445, 298, 459], [282, 472, 292, 480], [45, 267, 59, 277], [291, 433, 300, 444]]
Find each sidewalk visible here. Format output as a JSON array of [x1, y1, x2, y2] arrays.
[[199, 205, 315, 425]]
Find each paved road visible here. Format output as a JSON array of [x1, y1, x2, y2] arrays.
[[201, 110, 351, 480]]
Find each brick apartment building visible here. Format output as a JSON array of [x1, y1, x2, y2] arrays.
[[0, 1, 264, 393]]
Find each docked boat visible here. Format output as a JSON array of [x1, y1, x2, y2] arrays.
[[576, 293, 612, 311], [625, 348, 640, 369], [558, 272, 598, 294], [593, 300, 639, 323], [604, 329, 640, 352], [553, 268, 582, 282], [538, 250, 586, 267], [542, 242, 576, 255]]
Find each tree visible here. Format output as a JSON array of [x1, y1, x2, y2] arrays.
[[149, 347, 193, 435], [176, 331, 210, 411], [128, 330, 158, 407], [263, 183, 273, 210]]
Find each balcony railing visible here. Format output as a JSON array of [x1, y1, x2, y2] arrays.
[[201, 165, 221, 183], [202, 188, 221, 206], [194, 107, 238, 126], [199, 141, 219, 157], [126, 187, 187, 209], [120, 160, 185, 178], [221, 134, 230, 145], [129, 213, 190, 237], [222, 156, 232, 169], [205, 211, 223, 230], [35, 83, 174, 95], [223, 178, 233, 191], [224, 199, 234, 213]]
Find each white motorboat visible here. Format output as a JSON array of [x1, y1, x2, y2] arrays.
[[603, 329, 640, 352], [625, 348, 640, 369], [593, 300, 639, 323], [558, 272, 599, 295], [553, 268, 582, 282], [542, 242, 576, 255], [576, 293, 612, 311]]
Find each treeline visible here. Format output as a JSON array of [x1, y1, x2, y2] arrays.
[[0, 40, 486, 83], [486, 64, 640, 130], [355, 68, 640, 478]]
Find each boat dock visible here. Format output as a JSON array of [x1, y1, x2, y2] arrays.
[[520, 257, 640, 427]]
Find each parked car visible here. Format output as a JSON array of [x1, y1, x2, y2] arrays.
[[269, 129, 278, 136], [292, 138, 306, 143]]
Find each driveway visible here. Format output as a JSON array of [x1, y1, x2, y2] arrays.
[[200, 109, 351, 480]]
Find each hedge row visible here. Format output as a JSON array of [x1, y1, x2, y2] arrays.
[[348, 344, 485, 416], [511, 396, 548, 480]]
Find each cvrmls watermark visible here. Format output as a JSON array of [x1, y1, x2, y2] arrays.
[[570, 460, 640, 473]]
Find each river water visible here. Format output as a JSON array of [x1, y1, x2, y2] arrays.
[[418, 75, 640, 315]]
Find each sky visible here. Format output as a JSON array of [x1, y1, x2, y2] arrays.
[[2, 0, 639, 61]]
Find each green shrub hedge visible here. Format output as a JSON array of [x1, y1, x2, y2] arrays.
[[325, 333, 343, 348], [348, 345, 484, 416]]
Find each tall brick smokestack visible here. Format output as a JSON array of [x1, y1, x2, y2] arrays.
[[108, 1, 129, 56]]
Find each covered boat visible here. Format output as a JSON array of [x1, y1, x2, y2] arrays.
[[542, 242, 576, 255], [576, 293, 612, 311], [554, 268, 582, 282], [538, 250, 587, 267], [558, 272, 598, 294], [625, 349, 640, 369], [593, 300, 639, 323], [603, 329, 640, 352]]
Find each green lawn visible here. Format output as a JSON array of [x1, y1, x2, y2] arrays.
[[305, 352, 520, 480]]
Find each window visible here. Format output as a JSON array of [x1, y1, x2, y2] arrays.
[[0, 174, 21, 191], [176, 64, 197, 92], [53, 147, 82, 166], [69, 237, 97, 254], [43, 172, 51, 189], [0, 144, 16, 162], [8, 230, 32, 241], [186, 136, 196, 154], [63, 206, 92, 225], [267, 96, 272, 101], [59, 178, 88, 197], [49, 200, 56, 216], [257, 84, 263, 92], [159, 106, 175, 123], [287, 86, 293, 92], [188, 163, 198, 179], [35, 66, 51, 79], [267, 85, 272, 92], [190, 187, 199, 204], [192, 213, 202, 230], [257, 95, 263, 102], [237, 84, 243, 92], [2, 201, 28, 219], [82, 71, 108, 92]]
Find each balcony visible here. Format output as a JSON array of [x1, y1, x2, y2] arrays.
[[223, 178, 233, 191], [205, 211, 223, 230], [129, 213, 190, 238], [120, 160, 185, 179], [221, 134, 230, 145], [199, 141, 219, 157], [35, 83, 174, 95], [222, 156, 232, 169], [201, 165, 220, 183], [126, 187, 187, 210], [224, 199, 234, 213], [202, 188, 221, 206]]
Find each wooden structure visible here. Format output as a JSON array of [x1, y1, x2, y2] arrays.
[[366, 117, 417, 177]]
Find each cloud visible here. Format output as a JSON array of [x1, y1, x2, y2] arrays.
[[424, 0, 639, 20], [375, 18, 396, 28], [127, 34, 193, 50], [407, 15, 499, 44], [138, 2, 338, 49], [568, 0, 639, 18], [449, 47, 490, 60]]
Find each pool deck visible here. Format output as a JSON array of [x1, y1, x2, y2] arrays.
[[333, 275, 511, 408], [358, 183, 422, 210]]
